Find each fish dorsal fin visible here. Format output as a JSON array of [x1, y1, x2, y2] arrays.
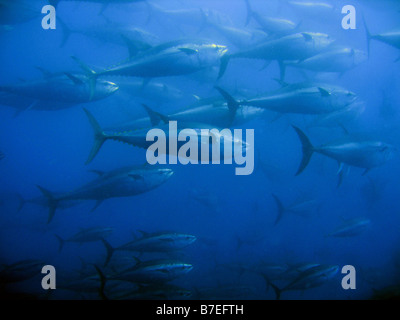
[[178, 47, 199, 55], [214, 86, 240, 114], [301, 32, 313, 42], [120, 33, 152, 58], [71, 56, 97, 77], [36, 67, 53, 78], [318, 87, 331, 97], [137, 230, 149, 237], [65, 73, 84, 85], [142, 104, 169, 126], [273, 78, 289, 88], [89, 170, 106, 177], [133, 257, 141, 267]]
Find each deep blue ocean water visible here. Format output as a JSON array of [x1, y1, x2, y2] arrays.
[[1, 0, 400, 300]]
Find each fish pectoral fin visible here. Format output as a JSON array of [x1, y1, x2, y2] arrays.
[[337, 164, 350, 188], [129, 174, 144, 180], [36, 66, 53, 78], [336, 162, 344, 175], [318, 87, 331, 97], [89, 170, 106, 177], [64, 72, 84, 85], [91, 200, 104, 212], [362, 168, 371, 176], [142, 104, 169, 126], [178, 47, 199, 55]]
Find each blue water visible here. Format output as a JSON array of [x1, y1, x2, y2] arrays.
[[1, 0, 400, 300]]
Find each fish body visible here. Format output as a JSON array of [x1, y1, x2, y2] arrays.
[[286, 47, 367, 73], [36, 165, 173, 223], [0, 73, 118, 111], [292, 126, 395, 176], [326, 218, 371, 237], [96, 39, 228, 79]]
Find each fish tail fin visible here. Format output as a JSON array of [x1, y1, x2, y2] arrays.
[[120, 34, 152, 59], [261, 274, 282, 300], [36, 185, 59, 224], [271, 194, 286, 226], [145, 1, 154, 25], [218, 53, 231, 79], [83, 108, 107, 165], [214, 86, 240, 113], [57, 17, 72, 48], [244, 0, 253, 26], [55, 235, 65, 253], [362, 14, 372, 57], [71, 56, 98, 100], [101, 238, 115, 267], [93, 265, 108, 300], [292, 126, 314, 176], [142, 104, 169, 126]]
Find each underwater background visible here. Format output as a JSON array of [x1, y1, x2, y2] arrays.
[[1, 0, 400, 300]]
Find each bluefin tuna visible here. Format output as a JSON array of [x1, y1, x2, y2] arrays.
[[114, 79, 195, 106], [0, 70, 118, 112], [83, 108, 249, 164], [49, 0, 145, 11], [96, 259, 193, 285], [272, 194, 320, 225], [55, 227, 114, 252], [0, 259, 44, 284], [218, 32, 334, 79], [364, 16, 400, 60], [284, 47, 368, 75], [267, 264, 339, 300], [112, 93, 265, 131], [0, 0, 41, 26], [292, 126, 396, 176], [35, 165, 174, 223], [78, 39, 228, 81], [214, 83, 357, 115], [325, 217, 371, 238], [101, 231, 197, 265], [58, 18, 158, 53], [245, 0, 300, 38]]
